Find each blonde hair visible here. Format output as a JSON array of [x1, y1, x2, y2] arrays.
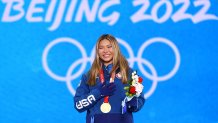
[[88, 34, 129, 86]]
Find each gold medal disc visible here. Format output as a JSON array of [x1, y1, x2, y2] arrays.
[[100, 102, 111, 113]]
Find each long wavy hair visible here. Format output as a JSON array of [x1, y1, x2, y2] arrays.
[[88, 34, 129, 86]]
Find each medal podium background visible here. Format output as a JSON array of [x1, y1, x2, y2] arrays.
[[1, 1, 218, 123]]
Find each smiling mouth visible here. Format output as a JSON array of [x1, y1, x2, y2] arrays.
[[103, 54, 110, 57]]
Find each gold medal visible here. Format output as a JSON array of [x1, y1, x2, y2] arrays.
[[99, 66, 116, 113], [100, 102, 111, 113]]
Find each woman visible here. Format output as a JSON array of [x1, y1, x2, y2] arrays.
[[74, 34, 145, 123]]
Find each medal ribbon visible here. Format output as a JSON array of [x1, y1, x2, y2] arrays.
[[99, 67, 115, 103]]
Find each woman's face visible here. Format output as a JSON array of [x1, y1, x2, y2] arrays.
[[98, 39, 114, 66]]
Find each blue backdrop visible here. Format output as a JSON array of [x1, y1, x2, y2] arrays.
[[0, 0, 218, 123]]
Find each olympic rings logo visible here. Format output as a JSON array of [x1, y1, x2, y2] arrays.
[[42, 37, 181, 99]]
